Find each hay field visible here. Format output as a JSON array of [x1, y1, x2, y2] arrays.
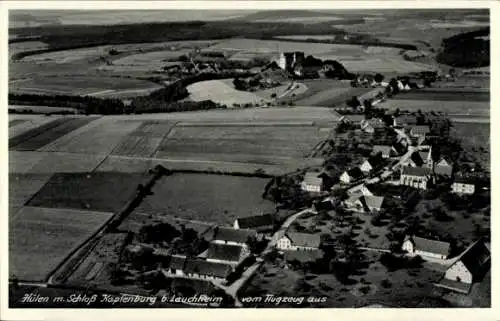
[[135, 173, 276, 225], [9, 76, 162, 96], [9, 173, 52, 215], [9, 206, 113, 281], [208, 38, 355, 54], [27, 172, 147, 212], [383, 99, 489, 117], [154, 124, 328, 164], [187, 79, 268, 106], [9, 41, 48, 59]]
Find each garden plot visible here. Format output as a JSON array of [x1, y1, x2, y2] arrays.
[[9, 206, 113, 281], [9, 173, 52, 217]]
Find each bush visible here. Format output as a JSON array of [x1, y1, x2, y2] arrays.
[[381, 279, 392, 288]]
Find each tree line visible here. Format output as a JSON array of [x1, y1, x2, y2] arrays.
[[436, 27, 490, 68]]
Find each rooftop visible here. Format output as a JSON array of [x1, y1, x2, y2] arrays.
[[213, 226, 256, 244], [285, 232, 321, 248], [235, 213, 274, 229], [407, 236, 450, 256], [206, 243, 245, 262], [363, 195, 385, 210], [183, 259, 233, 279], [401, 166, 431, 177]]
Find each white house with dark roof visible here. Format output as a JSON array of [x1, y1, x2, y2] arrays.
[[441, 239, 491, 293], [359, 154, 385, 174], [340, 167, 364, 184], [451, 175, 476, 195], [276, 232, 320, 251], [402, 235, 450, 260], [400, 166, 432, 190]]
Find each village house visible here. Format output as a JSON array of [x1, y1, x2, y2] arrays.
[[360, 118, 385, 133], [442, 239, 491, 293], [402, 235, 450, 260], [276, 232, 321, 251], [340, 167, 364, 184], [301, 171, 323, 193], [162, 255, 187, 277], [359, 154, 385, 175], [233, 213, 274, 232], [409, 125, 431, 138], [400, 166, 432, 190], [347, 184, 373, 196], [451, 175, 476, 195], [344, 194, 385, 213], [394, 115, 418, 127], [183, 259, 234, 281], [434, 157, 453, 177], [212, 226, 257, 247], [206, 243, 250, 266], [418, 147, 433, 168], [371, 145, 395, 159]]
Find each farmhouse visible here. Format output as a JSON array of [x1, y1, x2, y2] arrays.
[[344, 195, 385, 213], [301, 171, 323, 193], [442, 239, 490, 293], [163, 255, 187, 276], [340, 167, 364, 184], [451, 175, 476, 195], [183, 259, 233, 281], [402, 235, 450, 260], [371, 145, 394, 159], [394, 115, 418, 127], [434, 157, 453, 176], [206, 243, 250, 265], [400, 166, 432, 190], [212, 226, 257, 247], [276, 232, 320, 251], [360, 118, 385, 133], [409, 125, 430, 138], [233, 213, 274, 232], [359, 154, 385, 174], [347, 184, 373, 196]]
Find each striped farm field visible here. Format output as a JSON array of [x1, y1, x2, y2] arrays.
[[110, 136, 164, 158], [9, 206, 113, 281], [9, 117, 99, 151], [8, 115, 64, 139], [40, 120, 142, 155], [109, 120, 177, 157]]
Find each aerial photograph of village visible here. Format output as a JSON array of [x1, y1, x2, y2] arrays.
[[6, 7, 490, 309]]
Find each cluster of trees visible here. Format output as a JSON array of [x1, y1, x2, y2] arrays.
[[137, 222, 208, 257], [264, 174, 313, 209], [437, 28, 490, 68]]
